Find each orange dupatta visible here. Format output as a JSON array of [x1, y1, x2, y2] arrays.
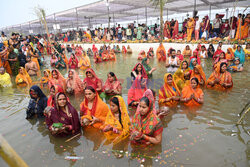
[[190, 65, 206, 86], [159, 73, 180, 107], [15, 67, 32, 87], [156, 44, 166, 61]]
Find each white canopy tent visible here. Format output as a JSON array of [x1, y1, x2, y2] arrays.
[[1, 0, 249, 35]]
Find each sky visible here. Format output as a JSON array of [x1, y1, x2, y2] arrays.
[[1, 0, 100, 28]]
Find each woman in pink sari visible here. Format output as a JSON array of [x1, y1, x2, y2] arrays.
[[213, 46, 223, 61], [48, 69, 67, 91], [83, 68, 103, 94], [50, 54, 58, 67], [66, 69, 84, 96]]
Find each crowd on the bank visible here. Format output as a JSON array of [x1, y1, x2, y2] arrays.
[[0, 23, 249, 147], [37, 13, 250, 43]]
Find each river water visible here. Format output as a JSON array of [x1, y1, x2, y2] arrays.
[[0, 51, 249, 167]]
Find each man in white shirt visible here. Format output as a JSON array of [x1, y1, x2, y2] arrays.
[[195, 16, 200, 41], [213, 14, 222, 37]]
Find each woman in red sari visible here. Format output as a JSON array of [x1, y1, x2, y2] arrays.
[[130, 96, 163, 145], [47, 85, 65, 107], [163, 21, 171, 39], [172, 20, 179, 39], [180, 77, 204, 107], [45, 92, 80, 136], [48, 69, 66, 91], [189, 50, 201, 65], [207, 62, 233, 90], [83, 68, 103, 94], [92, 44, 98, 54], [131, 63, 148, 83], [68, 53, 79, 69], [213, 46, 223, 61], [159, 73, 180, 107], [156, 44, 166, 61], [80, 86, 109, 129], [66, 69, 84, 96], [213, 52, 228, 72]]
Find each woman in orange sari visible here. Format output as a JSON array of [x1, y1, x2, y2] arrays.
[[159, 73, 180, 107], [15, 67, 32, 87], [156, 43, 166, 61], [80, 86, 109, 129], [40, 69, 51, 88], [62, 50, 69, 68], [0, 46, 12, 75], [130, 96, 163, 145], [66, 69, 84, 96], [189, 65, 206, 87], [48, 69, 66, 91], [181, 77, 204, 107], [225, 48, 234, 61], [173, 61, 191, 91], [207, 62, 233, 90], [102, 96, 130, 144], [186, 18, 195, 42]]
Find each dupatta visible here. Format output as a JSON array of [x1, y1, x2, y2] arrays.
[[190, 65, 206, 85], [83, 68, 102, 92], [15, 67, 32, 87]]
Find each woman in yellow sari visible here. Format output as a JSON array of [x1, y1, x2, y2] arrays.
[[78, 51, 91, 71], [159, 73, 180, 107], [40, 69, 51, 88], [15, 67, 32, 87], [173, 60, 190, 90], [102, 96, 130, 145], [80, 86, 109, 129], [207, 62, 233, 90], [0, 67, 12, 87], [186, 18, 195, 42]]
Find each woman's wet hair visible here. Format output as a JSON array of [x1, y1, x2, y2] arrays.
[[85, 86, 96, 93], [110, 97, 123, 128], [108, 72, 115, 78], [191, 77, 199, 85], [140, 96, 150, 107]]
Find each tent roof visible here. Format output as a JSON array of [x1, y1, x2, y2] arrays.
[[2, 0, 249, 34]]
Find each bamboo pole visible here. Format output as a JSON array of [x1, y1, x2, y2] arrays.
[[0, 134, 29, 167]]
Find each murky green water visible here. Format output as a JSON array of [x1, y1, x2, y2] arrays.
[[0, 52, 249, 167]]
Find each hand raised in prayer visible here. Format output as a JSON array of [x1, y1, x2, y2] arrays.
[[190, 93, 195, 99]]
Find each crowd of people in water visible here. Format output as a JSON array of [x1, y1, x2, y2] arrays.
[[0, 28, 249, 147], [25, 13, 249, 43]]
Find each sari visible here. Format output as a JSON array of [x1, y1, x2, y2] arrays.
[[147, 47, 154, 58], [163, 21, 171, 38], [187, 18, 195, 42], [68, 55, 79, 69], [189, 51, 201, 65], [181, 80, 204, 107], [62, 54, 69, 67], [156, 44, 166, 61], [172, 20, 179, 39], [131, 63, 148, 82], [127, 76, 147, 107], [50, 56, 58, 67], [207, 65, 233, 90], [79, 52, 91, 71], [48, 69, 67, 91], [143, 89, 156, 113], [40, 69, 51, 88], [47, 85, 64, 107], [0, 72, 12, 87], [138, 50, 146, 60], [183, 47, 192, 57], [122, 46, 127, 54], [213, 49, 223, 61], [234, 49, 245, 64], [173, 61, 191, 91], [101, 73, 122, 100], [66, 69, 84, 96], [55, 55, 66, 69], [225, 48, 234, 61], [235, 18, 242, 39], [83, 68, 103, 93], [0, 48, 12, 75], [46, 93, 80, 136], [190, 65, 206, 86], [26, 85, 47, 119], [92, 44, 98, 54], [80, 89, 109, 129], [159, 73, 180, 107], [102, 96, 131, 144], [142, 58, 152, 78], [228, 58, 243, 72], [130, 98, 163, 145], [189, 58, 197, 70], [15, 67, 32, 87]]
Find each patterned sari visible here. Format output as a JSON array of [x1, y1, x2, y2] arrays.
[[159, 73, 180, 107], [173, 61, 191, 91], [48, 69, 66, 91], [15, 67, 32, 87], [83, 68, 103, 93], [102, 96, 131, 144], [190, 65, 206, 86], [40, 69, 51, 88]]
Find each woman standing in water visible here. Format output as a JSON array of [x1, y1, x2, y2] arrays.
[[130, 97, 163, 145], [46, 92, 80, 136], [15, 67, 32, 87], [80, 86, 109, 129], [48, 69, 66, 91], [66, 69, 84, 96], [83, 68, 103, 94], [181, 77, 204, 107], [26, 85, 48, 119]]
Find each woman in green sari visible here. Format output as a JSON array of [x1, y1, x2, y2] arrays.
[[141, 58, 156, 78], [55, 55, 66, 69]]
